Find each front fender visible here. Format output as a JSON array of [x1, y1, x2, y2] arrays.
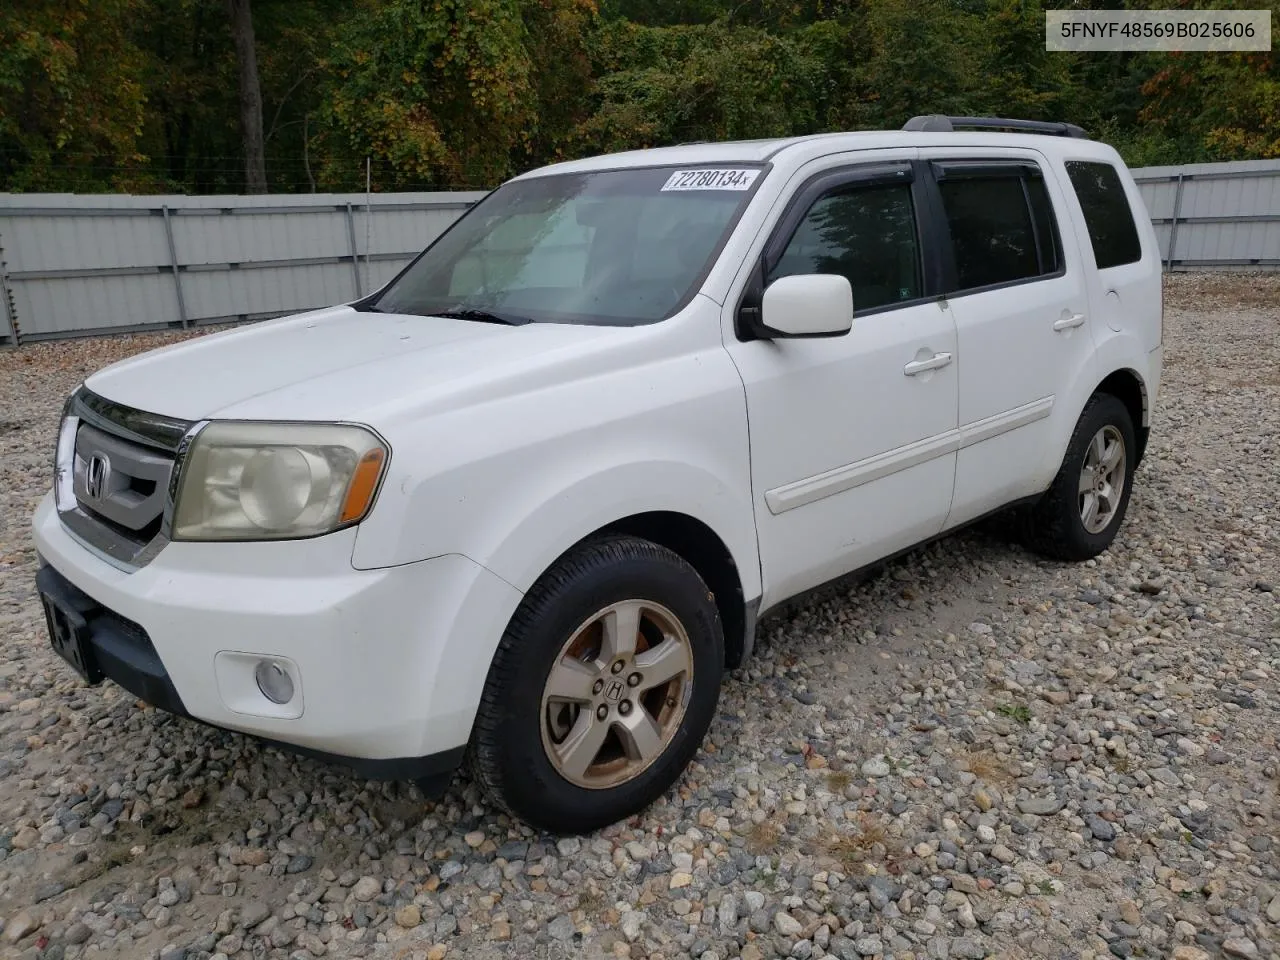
[[473, 459, 761, 600], [350, 342, 760, 601]]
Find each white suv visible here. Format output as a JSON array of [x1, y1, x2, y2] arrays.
[[33, 116, 1162, 833]]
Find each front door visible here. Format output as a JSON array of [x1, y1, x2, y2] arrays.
[[724, 157, 960, 608]]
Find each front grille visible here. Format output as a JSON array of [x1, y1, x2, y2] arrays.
[[55, 387, 196, 570], [74, 422, 172, 545]]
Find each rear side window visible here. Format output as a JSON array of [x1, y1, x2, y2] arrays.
[[1065, 161, 1142, 269], [936, 167, 1061, 292], [768, 183, 922, 312]]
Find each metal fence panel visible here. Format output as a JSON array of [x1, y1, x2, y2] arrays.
[[1131, 157, 1280, 271], [13, 272, 178, 337], [3, 158, 1280, 344], [0, 191, 484, 344], [174, 208, 353, 266]]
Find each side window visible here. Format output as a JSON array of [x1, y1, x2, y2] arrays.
[[1025, 176, 1062, 275], [767, 183, 921, 312], [1065, 160, 1142, 269], [937, 169, 1061, 292]]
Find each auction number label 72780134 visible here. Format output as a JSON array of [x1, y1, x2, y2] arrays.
[[660, 168, 760, 192]]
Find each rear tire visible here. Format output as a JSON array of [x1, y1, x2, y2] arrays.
[[468, 535, 723, 834], [1021, 393, 1136, 561]]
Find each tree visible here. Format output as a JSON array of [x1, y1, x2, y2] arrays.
[[0, 0, 150, 191], [1141, 49, 1280, 161], [6, 0, 1280, 194], [320, 0, 592, 189], [836, 0, 982, 130], [225, 0, 267, 192], [574, 20, 828, 153]]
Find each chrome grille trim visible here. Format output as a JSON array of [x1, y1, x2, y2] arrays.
[[55, 386, 203, 572], [70, 387, 192, 453]]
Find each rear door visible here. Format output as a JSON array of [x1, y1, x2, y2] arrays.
[[920, 149, 1098, 528]]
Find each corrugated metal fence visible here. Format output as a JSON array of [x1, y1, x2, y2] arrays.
[[1132, 158, 1280, 272], [3, 158, 1279, 345], [0, 192, 485, 345]]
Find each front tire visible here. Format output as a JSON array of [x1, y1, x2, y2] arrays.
[[469, 535, 724, 834], [1021, 392, 1136, 561]]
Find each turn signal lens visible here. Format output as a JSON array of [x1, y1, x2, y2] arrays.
[[340, 447, 387, 524]]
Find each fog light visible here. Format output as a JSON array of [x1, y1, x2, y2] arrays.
[[254, 659, 295, 704]]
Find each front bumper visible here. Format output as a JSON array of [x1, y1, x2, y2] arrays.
[[32, 492, 522, 778]]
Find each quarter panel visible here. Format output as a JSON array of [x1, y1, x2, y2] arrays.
[[1032, 327, 1154, 495]]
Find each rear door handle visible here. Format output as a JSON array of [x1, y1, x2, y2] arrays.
[[1053, 312, 1086, 331], [904, 352, 953, 376]]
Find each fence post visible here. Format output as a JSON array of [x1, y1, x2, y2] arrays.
[[161, 205, 189, 328], [0, 225, 18, 345], [1165, 174, 1185, 273], [345, 202, 363, 297]]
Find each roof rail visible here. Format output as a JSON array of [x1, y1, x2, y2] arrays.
[[903, 115, 1088, 139]]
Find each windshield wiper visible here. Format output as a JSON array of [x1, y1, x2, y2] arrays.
[[432, 307, 533, 326]]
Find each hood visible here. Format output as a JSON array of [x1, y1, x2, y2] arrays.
[[84, 306, 626, 424]]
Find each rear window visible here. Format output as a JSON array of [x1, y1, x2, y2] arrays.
[[1065, 161, 1142, 269], [936, 167, 1061, 291]]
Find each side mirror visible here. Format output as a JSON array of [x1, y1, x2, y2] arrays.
[[759, 274, 853, 338]]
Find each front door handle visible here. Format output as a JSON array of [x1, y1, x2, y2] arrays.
[[1053, 312, 1086, 331], [904, 352, 953, 376]]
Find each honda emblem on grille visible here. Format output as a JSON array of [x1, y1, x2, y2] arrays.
[[85, 454, 111, 500]]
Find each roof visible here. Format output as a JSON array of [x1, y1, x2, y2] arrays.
[[513, 129, 1118, 180]]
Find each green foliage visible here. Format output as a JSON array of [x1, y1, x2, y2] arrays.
[[0, 0, 150, 191], [574, 19, 829, 153], [997, 702, 1032, 724], [836, 0, 983, 129], [319, 0, 597, 188], [1141, 48, 1280, 161], [2, 0, 1277, 194]]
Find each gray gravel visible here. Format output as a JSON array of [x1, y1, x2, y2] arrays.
[[1, 274, 1277, 960]]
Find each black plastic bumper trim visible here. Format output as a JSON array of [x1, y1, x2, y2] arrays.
[[35, 562, 466, 787]]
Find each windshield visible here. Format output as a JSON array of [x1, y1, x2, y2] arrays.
[[366, 164, 766, 326]]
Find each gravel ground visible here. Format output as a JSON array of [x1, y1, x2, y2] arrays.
[[0, 274, 1277, 960]]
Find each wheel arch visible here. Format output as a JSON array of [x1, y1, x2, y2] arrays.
[[1094, 367, 1149, 466], [593, 511, 753, 669]]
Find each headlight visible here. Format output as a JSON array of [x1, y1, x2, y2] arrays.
[[171, 422, 388, 541]]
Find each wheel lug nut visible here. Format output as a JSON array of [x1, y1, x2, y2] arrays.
[[627, 672, 642, 687], [611, 661, 625, 674], [592, 679, 604, 695], [596, 705, 608, 721], [618, 700, 632, 716]]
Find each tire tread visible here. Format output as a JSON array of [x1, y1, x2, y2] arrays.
[[467, 535, 717, 829], [1020, 392, 1134, 562]]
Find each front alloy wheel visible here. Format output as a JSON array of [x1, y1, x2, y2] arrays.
[[469, 536, 724, 834], [541, 600, 693, 789]]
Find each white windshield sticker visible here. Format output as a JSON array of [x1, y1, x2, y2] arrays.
[[660, 168, 760, 192]]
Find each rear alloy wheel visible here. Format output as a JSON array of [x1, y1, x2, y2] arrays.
[[1021, 392, 1137, 561], [469, 536, 723, 834], [1078, 424, 1127, 534]]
